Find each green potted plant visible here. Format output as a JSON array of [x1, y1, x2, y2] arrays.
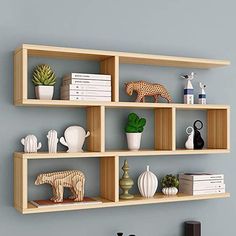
[[125, 113, 146, 151], [161, 174, 179, 195], [32, 64, 56, 100]]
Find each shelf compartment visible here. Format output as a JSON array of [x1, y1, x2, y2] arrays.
[[21, 193, 230, 214]]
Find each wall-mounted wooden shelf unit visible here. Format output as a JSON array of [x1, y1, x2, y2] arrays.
[[14, 44, 230, 214]]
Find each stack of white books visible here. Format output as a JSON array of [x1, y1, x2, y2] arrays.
[[61, 73, 112, 101], [179, 172, 225, 195]]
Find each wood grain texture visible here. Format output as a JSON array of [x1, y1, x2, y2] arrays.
[[100, 156, 119, 202], [14, 155, 28, 212], [207, 109, 230, 149], [154, 108, 173, 150], [14, 49, 27, 104], [87, 106, 105, 152], [17, 44, 230, 68], [19, 193, 230, 214], [100, 56, 119, 102]]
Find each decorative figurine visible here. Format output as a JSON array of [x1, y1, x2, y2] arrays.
[[21, 135, 42, 153], [119, 160, 134, 199], [138, 166, 158, 198], [198, 82, 207, 104], [60, 126, 90, 152], [125, 113, 146, 151], [193, 120, 205, 149], [185, 126, 194, 150], [35, 170, 85, 202], [161, 174, 179, 196], [47, 130, 58, 153], [125, 81, 172, 103], [181, 72, 196, 104]]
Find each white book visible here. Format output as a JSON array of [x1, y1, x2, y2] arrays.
[[61, 95, 111, 101], [63, 79, 111, 86], [179, 173, 224, 181], [61, 84, 111, 91], [180, 188, 225, 195], [61, 89, 111, 97], [179, 182, 225, 191], [64, 73, 111, 80], [179, 179, 224, 190]]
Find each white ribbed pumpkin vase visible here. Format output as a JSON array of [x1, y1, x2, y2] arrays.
[[138, 165, 158, 198]]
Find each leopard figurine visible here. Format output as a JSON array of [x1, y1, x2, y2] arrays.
[[35, 170, 85, 202], [125, 81, 172, 103]]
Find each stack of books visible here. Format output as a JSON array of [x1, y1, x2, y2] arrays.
[[179, 172, 225, 195], [61, 73, 112, 101]]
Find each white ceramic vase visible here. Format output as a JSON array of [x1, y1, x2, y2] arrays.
[[21, 134, 42, 153], [162, 187, 178, 196], [35, 86, 54, 100], [47, 130, 58, 153], [138, 165, 158, 198], [126, 133, 142, 151], [60, 126, 90, 152], [185, 126, 194, 150]]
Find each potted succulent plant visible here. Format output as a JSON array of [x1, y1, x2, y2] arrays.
[[32, 64, 56, 100], [125, 113, 146, 151], [161, 174, 179, 196]]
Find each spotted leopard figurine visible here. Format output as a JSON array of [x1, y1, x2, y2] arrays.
[[125, 81, 172, 103]]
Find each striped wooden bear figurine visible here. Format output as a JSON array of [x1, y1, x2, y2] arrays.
[[35, 170, 85, 202]]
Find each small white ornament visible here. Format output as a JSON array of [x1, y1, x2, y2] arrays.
[[162, 187, 178, 196], [60, 126, 90, 152], [182, 72, 196, 104], [138, 165, 158, 198], [198, 82, 206, 104], [185, 126, 194, 150], [21, 135, 42, 153], [47, 130, 58, 153]]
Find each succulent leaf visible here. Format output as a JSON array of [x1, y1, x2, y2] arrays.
[[125, 112, 146, 133], [32, 64, 56, 86]]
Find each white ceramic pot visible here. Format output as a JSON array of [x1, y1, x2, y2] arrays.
[[35, 86, 54, 100], [126, 133, 142, 151], [138, 165, 158, 198], [162, 187, 178, 196]]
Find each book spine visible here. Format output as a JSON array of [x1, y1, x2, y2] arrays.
[[61, 85, 111, 91], [180, 188, 225, 195], [179, 182, 225, 191], [63, 79, 111, 86], [179, 179, 224, 190], [64, 73, 111, 80], [61, 95, 111, 101], [61, 90, 111, 97], [179, 174, 224, 181]]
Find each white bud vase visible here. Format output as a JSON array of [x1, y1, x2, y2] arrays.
[[138, 165, 158, 198]]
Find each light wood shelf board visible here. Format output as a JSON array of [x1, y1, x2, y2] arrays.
[[15, 149, 230, 160], [15, 99, 230, 110], [16, 44, 230, 68], [20, 193, 229, 214]]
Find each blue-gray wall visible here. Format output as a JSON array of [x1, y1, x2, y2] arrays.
[[0, 1, 235, 235]]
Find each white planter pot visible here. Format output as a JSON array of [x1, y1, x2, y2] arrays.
[[35, 86, 54, 100], [162, 187, 178, 196], [126, 132, 142, 151]]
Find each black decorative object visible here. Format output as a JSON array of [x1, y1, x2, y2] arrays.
[[193, 120, 204, 149], [117, 233, 123, 236], [185, 221, 201, 236]]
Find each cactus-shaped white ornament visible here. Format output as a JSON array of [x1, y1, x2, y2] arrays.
[[47, 130, 58, 153], [21, 135, 42, 153], [199, 82, 206, 104], [185, 126, 194, 150], [182, 72, 196, 104]]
